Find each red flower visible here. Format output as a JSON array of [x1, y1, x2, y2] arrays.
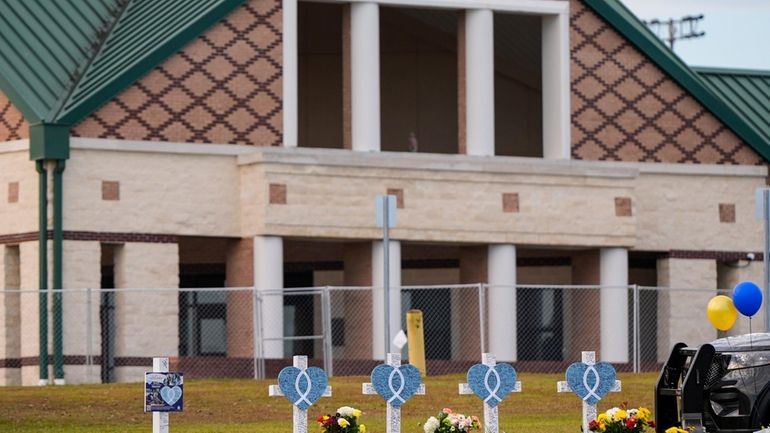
[[588, 420, 601, 431], [647, 420, 656, 428], [626, 417, 637, 429]]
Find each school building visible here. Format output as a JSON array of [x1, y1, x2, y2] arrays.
[[0, 0, 769, 385]]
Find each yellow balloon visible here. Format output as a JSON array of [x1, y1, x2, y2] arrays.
[[707, 295, 738, 331]]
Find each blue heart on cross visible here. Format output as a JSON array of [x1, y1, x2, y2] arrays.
[[466, 363, 517, 407], [565, 361, 616, 406], [160, 385, 182, 406], [370, 364, 422, 408], [277, 366, 328, 410]]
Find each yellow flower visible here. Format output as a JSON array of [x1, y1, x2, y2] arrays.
[[664, 428, 687, 433], [614, 410, 627, 421], [599, 422, 606, 431], [359, 424, 366, 433], [597, 414, 608, 423], [352, 409, 362, 418], [338, 418, 350, 428], [637, 407, 651, 421]]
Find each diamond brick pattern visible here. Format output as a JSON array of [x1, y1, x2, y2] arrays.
[[72, 0, 283, 146], [0, 90, 28, 141], [570, 0, 762, 165]]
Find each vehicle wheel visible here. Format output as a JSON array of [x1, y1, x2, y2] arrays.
[[752, 381, 770, 427]]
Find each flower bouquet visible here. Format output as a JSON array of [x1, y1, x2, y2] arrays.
[[587, 404, 655, 433], [317, 406, 366, 433], [422, 408, 481, 433]]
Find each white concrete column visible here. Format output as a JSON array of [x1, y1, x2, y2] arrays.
[[372, 240, 401, 360], [254, 236, 284, 358], [465, 9, 495, 156], [283, 0, 298, 147], [114, 242, 179, 383], [542, 12, 571, 159], [599, 248, 628, 363], [488, 244, 516, 361], [351, 2, 381, 152]]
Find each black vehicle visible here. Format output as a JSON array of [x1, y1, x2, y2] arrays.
[[655, 333, 770, 433]]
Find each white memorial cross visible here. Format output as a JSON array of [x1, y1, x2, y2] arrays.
[[269, 356, 332, 433], [362, 353, 425, 433], [557, 351, 621, 433], [153, 357, 170, 433], [459, 353, 521, 433]]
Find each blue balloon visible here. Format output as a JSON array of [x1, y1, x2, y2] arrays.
[[732, 281, 763, 317]]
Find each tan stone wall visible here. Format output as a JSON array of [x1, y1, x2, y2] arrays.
[[656, 258, 717, 362], [0, 91, 27, 141], [19, 242, 40, 385], [717, 261, 765, 336], [635, 172, 764, 251], [61, 241, 101, 384], [0, 245, 21, 385], [0, 149, 39, 236], [246, 154, 637, 246], [71, 0, 283, 147], [114, 243, 179, 383], [64, 148, 240, 236], [570, 0, 762, 165]]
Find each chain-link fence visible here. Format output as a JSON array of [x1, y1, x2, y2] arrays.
[[0, 284, 767, 385]]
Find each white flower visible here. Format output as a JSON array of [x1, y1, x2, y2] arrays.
[[424, 416, 440, 433], [627, 409, 638, 418], [606, 407, 619, 419], [337, 406, 356, 417]]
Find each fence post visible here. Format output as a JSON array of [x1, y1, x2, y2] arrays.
[[321, 286, 334, 377], [632, 284, 640, 373], [478, 283, 486, 355], [252, 286, 262, 380], [86, 288, 93, 382]]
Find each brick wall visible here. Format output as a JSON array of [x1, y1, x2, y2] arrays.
[[72, 0, 283, 146], [0, 91, 27, 141], [570, 0, 762, 165]]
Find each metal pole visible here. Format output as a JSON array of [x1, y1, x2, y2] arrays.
[[53, 160, 65, 383], [86, 288, 93, 382], [632, 285, 639, 373], [762, 189, 770, 332], [478, 283, 486, 355], [321, 287, 334, 377], [35, 161, 48, 385], [252, 286, 260, 380], [383, 196, 390, 356]]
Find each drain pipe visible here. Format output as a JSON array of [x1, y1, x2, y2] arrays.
[[29, 123, 69, 385], [35, 161, 48, 386], [53, 160, 65, 384]]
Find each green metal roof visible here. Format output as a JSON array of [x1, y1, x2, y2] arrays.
[[0, 0, 121, 123], [584, 0, 770, 162], [0, 0, 244, 126], [694, 67, 770, 152]]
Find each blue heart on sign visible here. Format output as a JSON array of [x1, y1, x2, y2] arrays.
[[565, 362, 616, 406], [160, 385, 182, 406], [277, 366, 328, 410], [371, 364, 421, 408], [467, 363, 517, 407]]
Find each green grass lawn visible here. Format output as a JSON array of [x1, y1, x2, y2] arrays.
[[0, 372, 658, 432]]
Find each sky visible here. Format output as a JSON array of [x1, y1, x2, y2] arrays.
[[620, 0, 770, 71]]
